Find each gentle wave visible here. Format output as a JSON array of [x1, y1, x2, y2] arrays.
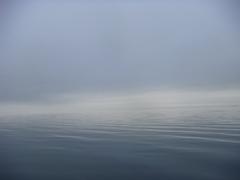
[[0, 103, 240, 180]]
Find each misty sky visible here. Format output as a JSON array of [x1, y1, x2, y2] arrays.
[[0, 0, 240, 102]]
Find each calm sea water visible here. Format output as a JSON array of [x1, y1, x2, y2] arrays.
[[0, 92, 240, 180]]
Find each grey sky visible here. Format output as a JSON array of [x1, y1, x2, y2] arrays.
[[0, 1, 240, 102]]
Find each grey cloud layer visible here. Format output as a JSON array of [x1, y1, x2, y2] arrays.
[[0, 1, 240, 101]]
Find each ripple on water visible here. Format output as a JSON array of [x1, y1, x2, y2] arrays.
[[0, 103, 240, 180]]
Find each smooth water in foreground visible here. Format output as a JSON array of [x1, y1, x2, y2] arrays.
[[0, 91, 240, 180]]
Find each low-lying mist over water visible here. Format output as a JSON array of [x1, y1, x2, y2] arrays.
[[0, 90, 240, 116], [0, 0, 240, 180]]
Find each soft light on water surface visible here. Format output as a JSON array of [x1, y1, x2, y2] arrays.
[[0, 91, 240, 180]]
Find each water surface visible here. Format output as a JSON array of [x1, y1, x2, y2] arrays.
[[0, 91, 240, 180]]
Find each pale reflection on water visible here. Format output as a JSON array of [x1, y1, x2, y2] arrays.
[[0, 91, 240, 180]]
